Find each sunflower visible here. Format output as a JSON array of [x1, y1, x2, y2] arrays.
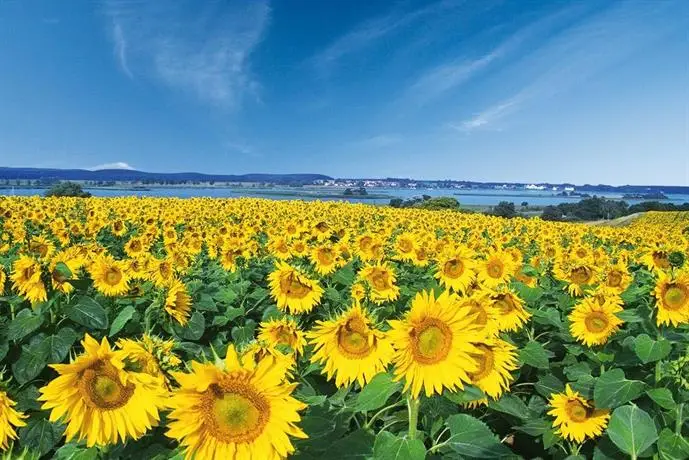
[[165, 345, 307, 460], [387, 290, 485, 398], [476, 249, 516, 289], [124, 236, 146, 258], [0, 391, 27, 450], [458, 292, 499, 336], [489, 290, 531, 332], [548, 385, 610, 443], [434, 246, 476, 293], [38, 334, 166, 447], [165, 278, 192, 326], [0, 267, 5, 293], [555, 262, 597, 297], [599, 261, 632, 294], [310, 245, 340, 275], [117, 336, 179, 387], [268, 262, 323, 314], [394, 233, 417, 262], [359, 262, 400, 304], [351, 282, 367, 305], [10, 255, 47, 304], [242, 342, 296, 375], [89, 255, 130, 297], [258, 318, 307, 356], [642, 247, 672, 273], [148, 258, 175, 288], [469, 339, 518, 399], [569, 296, 624, 346], [653, 270, 689, 326], [307, 304, 393, 388]]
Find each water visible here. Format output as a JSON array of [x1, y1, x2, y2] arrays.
[[4, 186, 689, 207]]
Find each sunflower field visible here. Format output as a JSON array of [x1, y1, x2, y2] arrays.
[[1, 196, 689, 460]]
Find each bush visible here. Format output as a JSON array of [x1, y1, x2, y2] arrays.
[[418, 197, 460, 210], [44, 181, 91, 198], [541, 205, 563, 221], [492, 201, 517, 218]]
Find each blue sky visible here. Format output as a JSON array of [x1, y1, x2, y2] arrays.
[[0, 0, 687, 185]]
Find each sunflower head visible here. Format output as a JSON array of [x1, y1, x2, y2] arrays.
[[268, 262, 324, 314], [547, 385, 610, 443], [359, 262, 399, 304], [165, 278, 192, 326], [653, 270, 689, 327], [387, 290, 486, 398], [569, 296, 624, 347], [257, 318, 307, 356]]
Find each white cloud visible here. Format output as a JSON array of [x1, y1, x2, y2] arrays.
[[311, 0, 463, 72], [88, 162, 135, 171], [105, 0, 270, 109], [112, 21, 132, 78], [451, 0, 689, 132]]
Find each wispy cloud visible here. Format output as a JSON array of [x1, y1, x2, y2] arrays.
[[111, 21, 132, 78], [105, 0, 270, 109], [453, 0, 689, 132], [89, 162, 134, 171], [405, 9, 570, 105], [350, 134, 402, 149], [311, 0, 463, 73]]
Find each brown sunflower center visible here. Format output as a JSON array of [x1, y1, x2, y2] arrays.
[[564, 399, 590, 423], [443, 259, 464, 278], [317, 249, 334, 265], [470, 346, 494, 381], [369, 269, 392, 291], [337, 317, 373, 358], [280, 273, 312, 299], [358, 236, 373, 251], [486, 259, 504, 279], [398, 238, 413, 253], [205, 382, 269, 443], [663, 285, 688, 310], [607, 270, 623, 287], [130, 240, 142, 251], [80, 364, 134, 410], [584, 311, 609, 333], [570, 266, 593, 285], [493, 295, 515, 315], [411, 318, 452, 364], [105, 268, 123, 285], [652, 251, 670, 269]]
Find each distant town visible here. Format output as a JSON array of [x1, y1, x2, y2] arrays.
[[0, 166, 687, 196]]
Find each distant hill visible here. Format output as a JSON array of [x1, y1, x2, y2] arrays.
[[0, 167, 332, 185]]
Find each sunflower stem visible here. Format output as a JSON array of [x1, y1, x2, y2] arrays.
[[655, 361, 661, 384], [676, 403, 684, 434], [407, 396, 420, 440], [365, 400, 404, 429]]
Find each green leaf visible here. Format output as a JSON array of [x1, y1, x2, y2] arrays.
[[519, 341, 552, 369], [352, 372, 401, 412], [564, 362, 593, 381], [657, 428, 689, 460], [444, 385, 486, 404], [532, 308, 562, 328], [19, 418, 65, 456], [230, 320, 256, 345], [634, 334, 672, 364], [513, 419, 551, 436], [177, 311, 205, 340], [328, 429, 375, 459], [8, 308, 45, 341], [67, 296, 108, 329], [54, 443, 99, 460], [373, 431, 426, 460], [12, 342, 49, 384], [225, 306, 245, 322], [332, 264, 355, 286], [109, 306, 136, 336], [445, 414, 513, 458], [43, 327, 78, 363], [617, 309, 644, 323], [535, 375, 565, 398], [54, 261, 73, 279], [488, 394, 534, 420], [195, 293, 218, 312], [606, 405, 658, 458], [646, 388, 676, 411], [594, 369, 645, 408]]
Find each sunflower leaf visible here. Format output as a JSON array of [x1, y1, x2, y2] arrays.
[[445, 414, 513, 458], [109, 306, 136, 336], [373, 431, 426, 460], [634, 334, 672, 364], [67, 296, 108, 330], [606, 405, 658, 458], [519, 341, 552, 369], [657, 428, 689, 460], [594, 369, 646, 408], [352, 372, 401, 412]]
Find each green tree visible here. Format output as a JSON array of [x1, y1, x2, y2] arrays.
[[492, 201, 517, 218], [44, 181, 91, 198]]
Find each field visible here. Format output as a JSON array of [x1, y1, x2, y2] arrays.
[[0, 196, 688, 459]]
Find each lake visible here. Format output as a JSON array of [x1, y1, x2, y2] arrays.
[[4, 186, 689, 207]]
